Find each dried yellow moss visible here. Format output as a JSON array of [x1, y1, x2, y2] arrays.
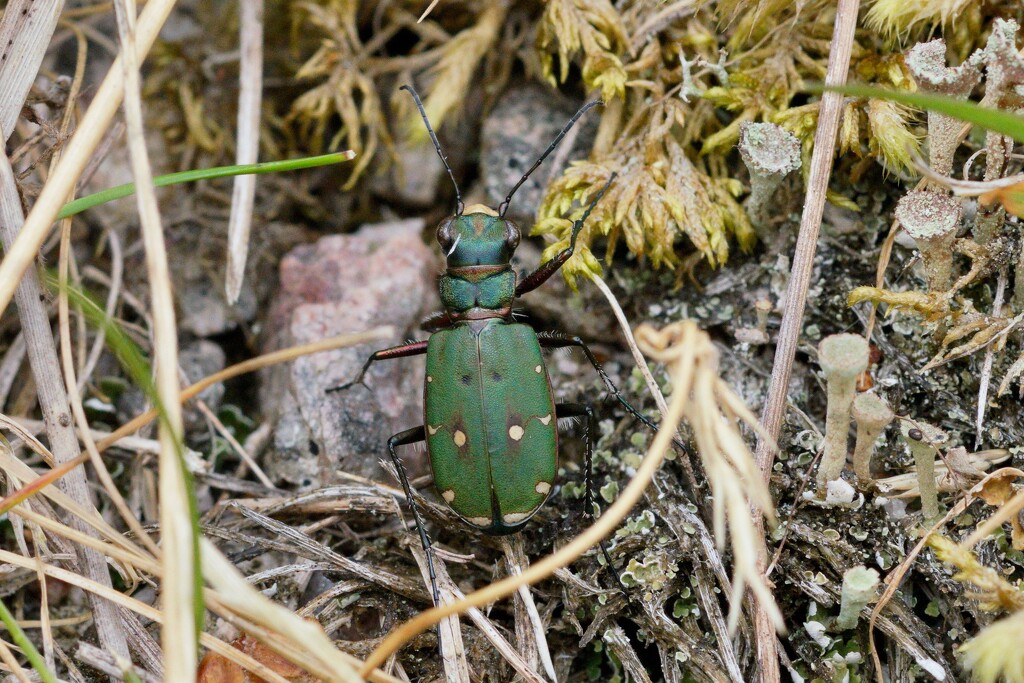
[[537, 0, 627, 102]]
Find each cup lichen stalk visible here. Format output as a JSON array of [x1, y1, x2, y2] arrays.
[[905, 39, 980, 183], [901, 420, 949, 524], [835, 566, 880, 630], [815, 333, 870, 493], [738, 122, 802, 245], [894, 190, 963, 292], [851, 391, 894, 487]]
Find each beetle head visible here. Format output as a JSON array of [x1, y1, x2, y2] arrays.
[[436, 204, 520, 267]]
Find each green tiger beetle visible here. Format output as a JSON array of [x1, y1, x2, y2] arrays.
[[330, 85, 668, 605]]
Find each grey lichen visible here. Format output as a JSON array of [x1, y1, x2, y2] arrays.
[[835, 566, 880, 630], [815, 333, 870, 494], [894, 190, 963, 291], [901, 421, 949, 525], [851, 391, 894, 488], [738, 122, 801, 243]]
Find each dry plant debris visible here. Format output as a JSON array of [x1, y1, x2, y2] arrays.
[[1, 1, 1024, 682]]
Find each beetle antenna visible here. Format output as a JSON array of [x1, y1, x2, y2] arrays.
[[400, 84, 464, 215], [498, 99, 602, 217]]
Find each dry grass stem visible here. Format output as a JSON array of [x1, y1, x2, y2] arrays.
[[111, 0, 196, 674], [58, 216, 163, 560], [500, 536, 555, 681], [0, 634, 31, 683], [195, 399, 274, 488], [0, 330, 391, 520], [593, 274, 778, 635], [408, 544, 470, 683], [225, 0, 264, 303], [0, 547, 296, 683], [97, 328, 393, 450]]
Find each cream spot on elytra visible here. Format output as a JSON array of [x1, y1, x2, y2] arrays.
[[534, 365, 542, 373], [538, 414, 552, 425], [453, 430, 467, 447], [535, 482, 551, 495], [427, 425, 440, 435], [508, 425, 524, 441], [427, 375, 433, 383], [502, 512, 529, 524], [442, 489, 455, 503], [467, 516, 491, 527]]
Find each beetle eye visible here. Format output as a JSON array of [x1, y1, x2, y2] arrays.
[[504, 221, 521, 250], [436, 219, 455, 250]]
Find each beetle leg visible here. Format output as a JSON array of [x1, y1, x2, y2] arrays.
[[419, 311, 454, 334], [515, 173, 616, 297], [556, 401, 627, 594], [554, 403, 597, 518], [386, 426, 440, 606], [326, 340, 429, 393], [539, 333, 690, 453]]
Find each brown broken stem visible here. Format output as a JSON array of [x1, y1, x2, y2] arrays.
[[751, 0, 861, 679]]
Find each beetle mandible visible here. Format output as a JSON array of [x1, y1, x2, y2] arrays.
[[331, 85, 657, 603]]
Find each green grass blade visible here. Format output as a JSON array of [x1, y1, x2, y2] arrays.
[[58, 150, 356, 219], [810, 83, 1024, 143], [0, 597, 58, 683]]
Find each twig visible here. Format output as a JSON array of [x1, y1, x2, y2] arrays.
[[225, 0, 263, 303], [750, 1, 860, 680]]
